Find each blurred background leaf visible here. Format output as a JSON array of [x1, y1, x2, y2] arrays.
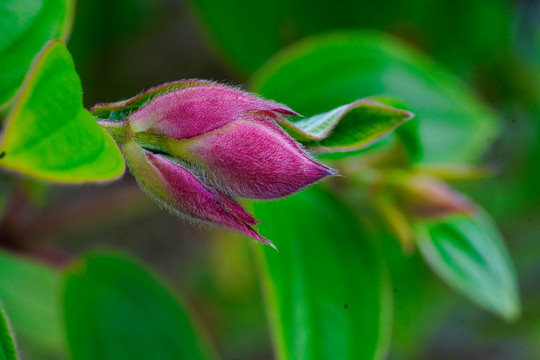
[[0, 0, 74, 107], [251, 31, 498, 164], [414, 210, 520, 321], [252, 186, 392, 360], [378, 230, 457, 359], [188, 0, 513, 78], [63, 250, 217, 360], [0, 251, 63, 359]]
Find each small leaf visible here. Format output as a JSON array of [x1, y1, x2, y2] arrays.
[[63, 250, 217, 360], [414, 210, 520, 320], [367, 95, 422, 162], [0, 0, 74, 106], [0, 40, 125, 183], [253, 186, 392, 360], [0, 250, 62, 356], [0, 305, 18, 360], [278, 100, 413, 153]]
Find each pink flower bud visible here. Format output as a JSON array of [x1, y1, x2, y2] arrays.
[[391, 174, 474, 218], [96, 81, 334, 246], [160, 116, 334, 199], [123, 141, 276, 249], [128, 84, 299, 139]]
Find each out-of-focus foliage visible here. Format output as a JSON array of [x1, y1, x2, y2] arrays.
[[0, 251, 63, 358], [0, 0, 73, 107], [414, 211, 519, 320], [0, 41, 125, 183], [188, 0, 513, 76], [63, 250, 217, 360], [253, 186, 392, 360], [251, 31, 498, 164], [378, 229, 456, 358]]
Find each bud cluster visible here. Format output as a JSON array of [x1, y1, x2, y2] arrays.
[[93, 81, 334, 247]]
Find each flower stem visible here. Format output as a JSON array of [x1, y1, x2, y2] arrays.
[[97, 119, 132, 146]]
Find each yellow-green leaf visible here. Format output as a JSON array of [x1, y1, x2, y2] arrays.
[[0, 0, 74, 106], [0, 40, 125, 182]]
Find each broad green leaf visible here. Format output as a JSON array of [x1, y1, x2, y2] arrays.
[[0, 0, 74, 107], [0, 305, 18, 360], [189, 0, 512, 75], [63, 250, 217, 360], [0, 40, 125, 182], [253, 186, 392, 360], [278, 100, 413, 153], [251, 31, 498, 163], [190, 0, 515, 73], [0, 251, 63, 356], [414, 210, 520, 320], [378, 231, 455, 358]]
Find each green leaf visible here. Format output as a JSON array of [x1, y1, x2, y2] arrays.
[[0, 40, 125, 182], [251, 31, 498, 163], [414, 210, 520, 320], [0, 251, 63, 356], [378, 230, 455, 358], [0, 305, 18, 360], [63, 250, 217, 360], [189, 0, 512, 76], [253, 186, 392, 360], [278, 100, 413, 153], [367, 95, 423, 162], [0, 0, 74, 107]]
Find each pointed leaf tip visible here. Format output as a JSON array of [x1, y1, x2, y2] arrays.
[[0, 40, 125, 183], [414, 210, 520, 321], [276, 100, 413, 153]]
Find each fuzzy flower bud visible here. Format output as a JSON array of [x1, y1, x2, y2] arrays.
[[94, 81, 334, 247]]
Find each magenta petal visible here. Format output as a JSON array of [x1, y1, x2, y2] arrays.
[[129, 85, 299, 139], [186, 118, 335, 199], [144, 151, 273, 246]]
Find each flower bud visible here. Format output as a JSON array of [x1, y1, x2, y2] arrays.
[[95, 81, 334, 246], [123, 141, 276, 248], [390, 173, 474, 218], [148, 115, 334, 199], [128, 84, 299, 139]]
